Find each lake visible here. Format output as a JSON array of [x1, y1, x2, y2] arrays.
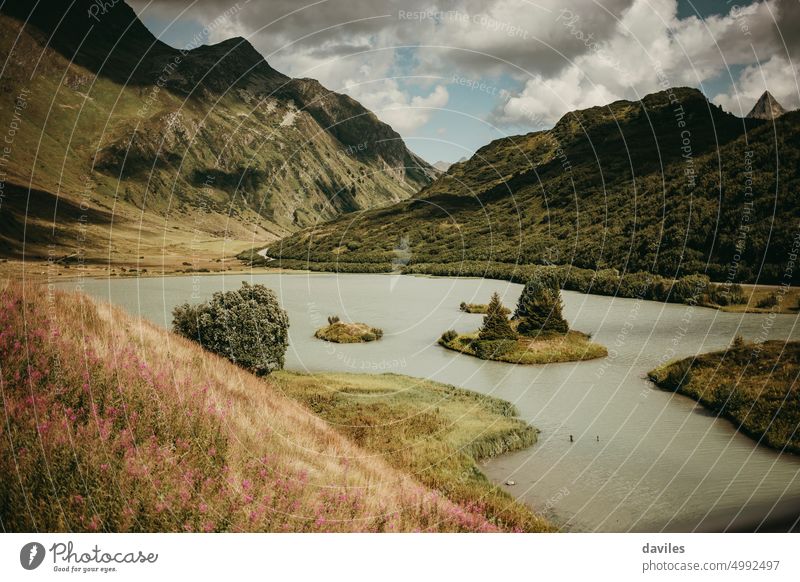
[[60, 272, 800, 532]]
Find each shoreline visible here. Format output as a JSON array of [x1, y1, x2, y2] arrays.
[[7, 258, 796, 320], [648, 341, 800, 456]]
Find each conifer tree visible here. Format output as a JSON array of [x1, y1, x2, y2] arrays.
[[514, 279, 569, 335], [479, 292, 517, 340]]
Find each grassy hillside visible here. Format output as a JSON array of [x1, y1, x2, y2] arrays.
[[648, 341, 800, 454], [0, 282, 548, 532], [269, 88, 799, 285], [0, 0, 433, 267]]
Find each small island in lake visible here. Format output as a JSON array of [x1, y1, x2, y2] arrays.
[[441, 282, 607, 364], [648, 338, 800, 454], [315, 315, 384, 343], [459, 301, 511, 315]]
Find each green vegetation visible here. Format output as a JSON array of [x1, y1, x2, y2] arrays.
[[648, 341, 800, 454], [459, 301, 510, 314], [172, 282, 289, 375], [274, 371, 552, 532], [247, 258, 751, 310], [269, 88, 799, 286], [1, 282, 548, 532], [440, 330, 607, 365], [479, 292, 518, 340], [442, 286, 606, 364], [515, 279, 569, 335], [406, 262, 743, 307], [314, 318, 384, 343], [0, 2, 432, 265]]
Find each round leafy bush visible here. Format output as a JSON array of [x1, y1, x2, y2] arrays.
[[172, 282, 289, 375]]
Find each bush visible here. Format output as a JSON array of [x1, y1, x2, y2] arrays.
[[671, 274, 710, 304], [708, 283, 746, 306], [172, 282, 289, 375], [315, 322, 383, 343], [440, 329, 458, 344], [732, 335, 745, 349], [757, 293, 779, 309], [328, 315, 341, 325], [474, 339, 517, 359]]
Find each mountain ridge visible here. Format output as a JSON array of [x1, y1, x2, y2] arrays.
[[269, 87, 799, 284], [0, 0, 433, 265]]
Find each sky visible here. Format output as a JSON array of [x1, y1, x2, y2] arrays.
[[130, 0, 800, 164]]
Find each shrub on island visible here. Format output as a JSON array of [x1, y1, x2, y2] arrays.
[[315, 317, 384, 343]]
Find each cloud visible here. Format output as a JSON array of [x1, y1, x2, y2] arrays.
[[493, 0, 794, 125], [712, 55, 799, 115], [130, 0, 799, 133], [346, 82, 449, 133]]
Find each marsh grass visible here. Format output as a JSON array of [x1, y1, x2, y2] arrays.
[[440, 330, 607, 365], [648, 341, 800, 454], [274, 372, 553, 532]]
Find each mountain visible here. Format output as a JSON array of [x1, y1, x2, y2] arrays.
[[0, 0, 434, 264], [269, 87, 800, 284], [746, 91, 788, 120], [433, 161, 453, 172]]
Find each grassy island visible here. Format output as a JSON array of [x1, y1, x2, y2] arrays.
[[459, 301, 511, 315], [314, 316, 383, 343], [648, 340, 800, 454], [442, 283, 607, 365], [440, 329, 607, 364]]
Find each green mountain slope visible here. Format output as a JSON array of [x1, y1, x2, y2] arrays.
[[0, 0, 434, 263], [270, 87, 799, 284]]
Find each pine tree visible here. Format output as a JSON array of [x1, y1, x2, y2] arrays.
[[479, 292, 517, 340], [514, 279, 569, 336]]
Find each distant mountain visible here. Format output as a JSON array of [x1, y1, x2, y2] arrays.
[[271, 87, 800, 284], [433, 161, 452, 172], [746, 91, 788, 120], [0, 0, 434, 262]]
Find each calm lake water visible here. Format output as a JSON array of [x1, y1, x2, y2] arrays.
[[60, 272, 800, 532]]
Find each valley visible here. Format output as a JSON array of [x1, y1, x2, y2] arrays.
[[2, 0, 799, 540]]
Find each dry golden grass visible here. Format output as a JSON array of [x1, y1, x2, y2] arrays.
[[0, 283, 544, 531], [274, 372, 553, 532], [716, 284, 800, 315]]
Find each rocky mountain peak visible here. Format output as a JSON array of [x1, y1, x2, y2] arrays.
[[746, 91, 788, 120]]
